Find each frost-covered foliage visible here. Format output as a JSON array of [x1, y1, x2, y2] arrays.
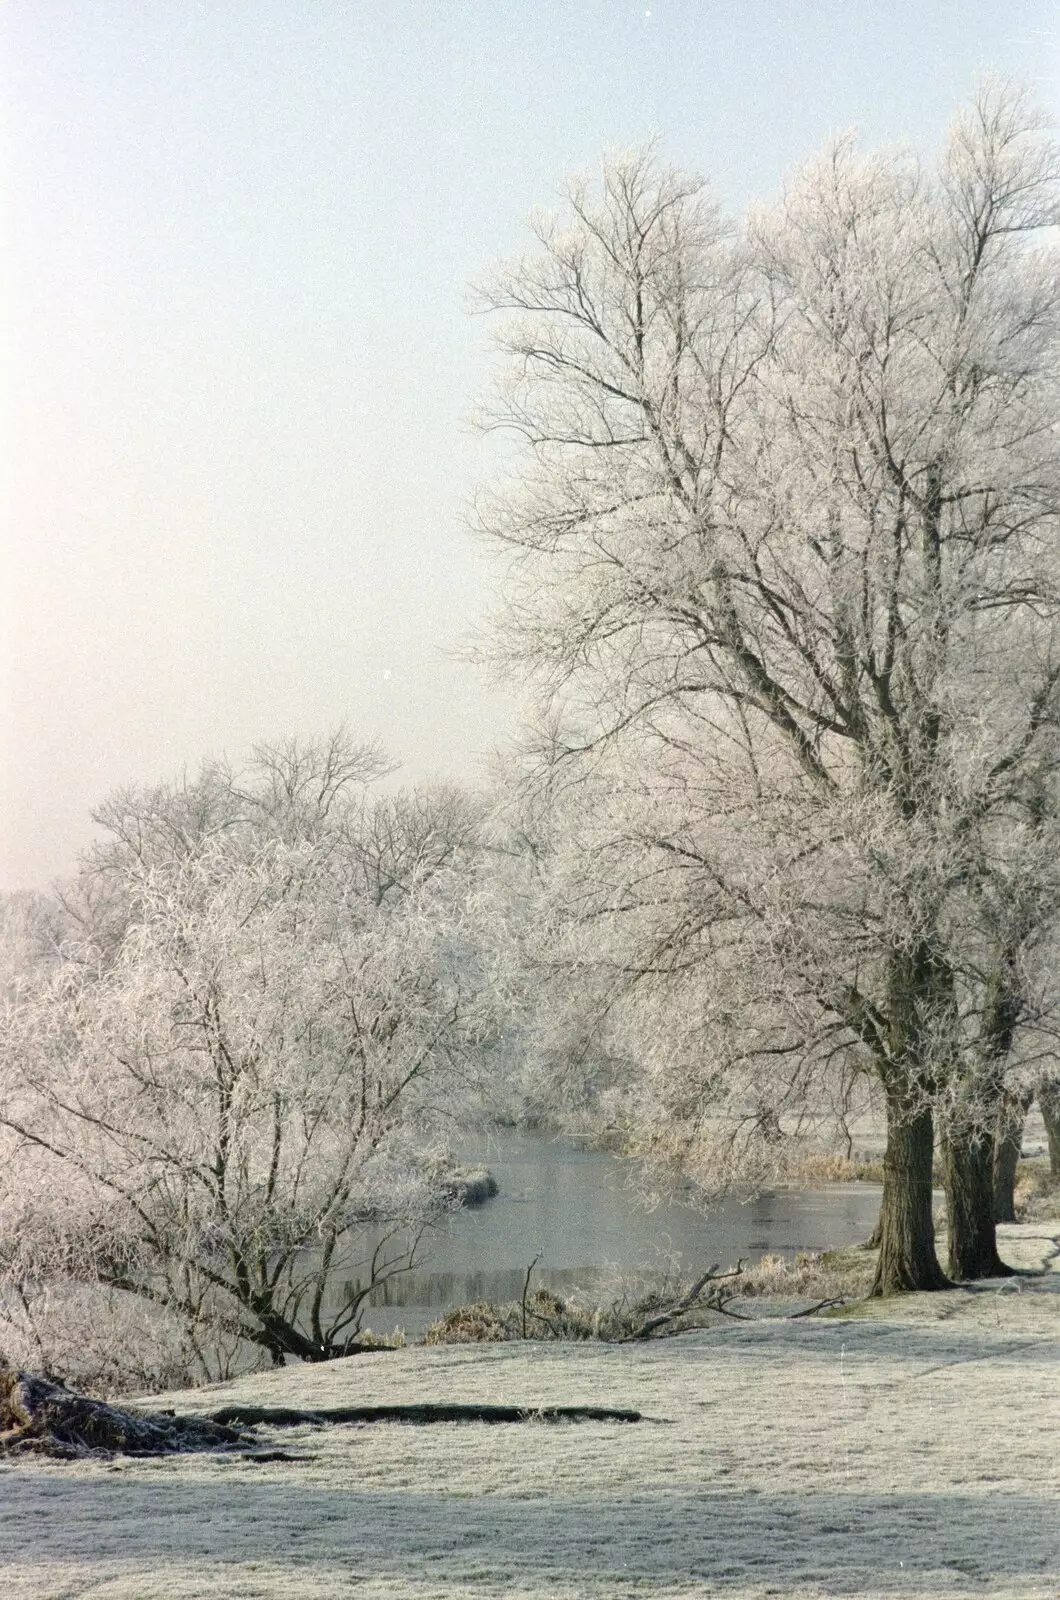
[[0, 734, 492, 1382], [0, 890, 64, 1000], [477, 87, 1060, 1289], [0, 1278, 207, 1397]]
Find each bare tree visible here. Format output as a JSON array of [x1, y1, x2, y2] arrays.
[[0, 739, 487, 1382], [476, 87, 1060, 1292]]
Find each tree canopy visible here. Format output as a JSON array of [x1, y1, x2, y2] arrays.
[[477, 85, 1060, 1291]]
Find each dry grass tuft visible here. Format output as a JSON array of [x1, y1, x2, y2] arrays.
[[422, 1301, 514, 1344], [351, 1327, 407, 1351], [772, 1151, 885, 1184], [734, 1248, 875, 1301], [423, 1288, 618, 1344]]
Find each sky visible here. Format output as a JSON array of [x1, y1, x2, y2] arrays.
[[3, 1, 1060, 889]]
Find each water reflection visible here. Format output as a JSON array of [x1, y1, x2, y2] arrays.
[[331, 1131, 882, 1338]]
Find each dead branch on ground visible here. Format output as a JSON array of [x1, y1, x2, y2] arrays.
[[621, 1262, 745, 1340]]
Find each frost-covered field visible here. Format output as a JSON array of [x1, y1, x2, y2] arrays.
[[2, 1223, 1059, 1600]]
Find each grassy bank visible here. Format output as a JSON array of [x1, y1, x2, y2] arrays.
[[2, 1221, 1058, 1599]]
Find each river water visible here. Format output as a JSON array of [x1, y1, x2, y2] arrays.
[[345, 1130, 882, 1339]]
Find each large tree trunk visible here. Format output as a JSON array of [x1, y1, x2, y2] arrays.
[[870, 1097, 948, 1295], [942, 1125, 1013, 1279], [993, 1088, 1031, 1223], [1039, 1081, 1060, 1179]]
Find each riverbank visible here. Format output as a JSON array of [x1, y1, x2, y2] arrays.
[[2, 1221, 1058, 1599]]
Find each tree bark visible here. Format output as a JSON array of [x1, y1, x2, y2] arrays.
[[862, 1211, 882, 1250], [870, 1097, 948, 1295], [1039, 1081, 1060, 1179], [942, 1125, 1013, 1279]]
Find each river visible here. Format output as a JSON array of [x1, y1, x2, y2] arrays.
[[339, 1130, 882, 1339]]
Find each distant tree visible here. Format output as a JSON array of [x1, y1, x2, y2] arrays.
[[0, 736, 489, 1382], [0, 890, 63, 999], [476, 86, 1060, 1292], [1040, 1078, 1060, 1178]]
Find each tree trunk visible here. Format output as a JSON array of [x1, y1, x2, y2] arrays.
[[870, 1097, 948, 1295], [1040, 1081, 1060, 1179], [992, 1130, 1021, 1224], [992, 1088, 1031, 1223], [942, 1125, 1013, 1279]]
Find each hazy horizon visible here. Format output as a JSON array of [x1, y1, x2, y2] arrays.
[[4, 1, 1060, 889]]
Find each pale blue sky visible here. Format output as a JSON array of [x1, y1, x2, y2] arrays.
[[4, 1, 1059, 886]]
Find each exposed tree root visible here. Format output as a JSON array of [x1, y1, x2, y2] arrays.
[[0, 1366, 649, 1460], [0, 1368, 248, 1459], [209, 1401, 647, 1426]]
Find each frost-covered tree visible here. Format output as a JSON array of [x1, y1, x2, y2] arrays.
[[0, 736, 489, 1382], [476, 86, 1060, 1293], [0, 890, 63, 998]]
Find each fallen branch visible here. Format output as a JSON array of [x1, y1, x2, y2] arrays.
[[521, 1253, 542, 1339], [786, 1297, 846, 1319], [209, 1401, 646, 1426], [691, 1294, 847, 1323], [709, 1302, 756, 1320], [621, 1262, 744, 1341]]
